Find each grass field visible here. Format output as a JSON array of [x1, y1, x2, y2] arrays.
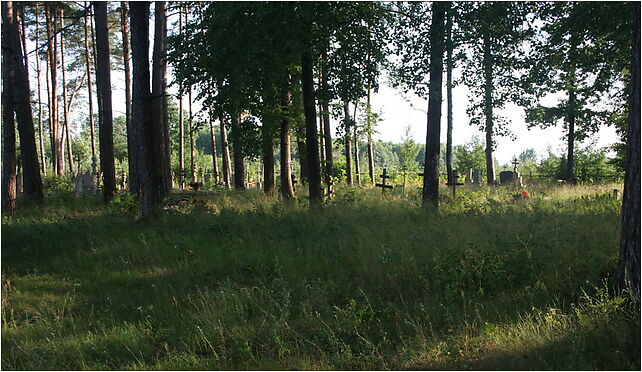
[[1, 184, 640, 370]]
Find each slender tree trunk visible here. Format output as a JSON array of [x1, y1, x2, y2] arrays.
[[209, 109, 220, 185], [353, 101, 361, 186], [445, 7, 454, 185], [343, 101, 353, 186], [566, 88, 577, 184], [188, 87, 195, 182], [482, 29, 495, 185], [159, 1, 171, 192], [84, 2, 97, 178], [219, 112, 232, 189], [94, 1, 116, 202], [120, 1, 137, 193], [130, 2, 161, 217], [46, 4, 62, 176], [231, 109, 245, 189], [178, 5, 185, 188], [3, 1, 44, 203], [617, 2, 640, 300], [262, 120, 275, 195], [280, 85, 295, 199], [301, 48, 322, 205], [320, 49, 334, 191], [296, 124, 308, 183], [17, 5, 28, 80], [152, 1, 169, 195], [45, 23, 53, 174], [366, 87, 375, 185], [59, 9, 74, 175], [422, 2, 446, 210], [35, 5, 46, 176], [2, 3, 17, 215]]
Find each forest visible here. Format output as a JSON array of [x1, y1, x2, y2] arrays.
[[1, 1, 640, 370]]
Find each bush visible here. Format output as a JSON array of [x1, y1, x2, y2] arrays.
[[43, 174, 74, 193], [108, 192, 139, 214]]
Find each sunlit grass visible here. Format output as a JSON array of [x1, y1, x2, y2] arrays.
[[1, 184, 639, 370]]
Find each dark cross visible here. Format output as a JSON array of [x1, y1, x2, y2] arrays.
[[375, 168, 393, 194], [511, 157, 520, 172], [445, 170, 464, 199]]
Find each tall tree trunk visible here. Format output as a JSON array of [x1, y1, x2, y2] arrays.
[[280, 85, 295, 199], [159, 1, 171, 192], [178, 5, 185, 188], [366, 87, 375, 185], [296, 124, 308, 183], [46, 3, 62, 176], [152, 1, 169, 195], [17, 5, 28, 80], [130, 2, 161, 217], [45, 21, 52, 174], [353, 101, 361, 186], [445, 7, 454, 185], [120, 1, 137, 193], [219, 112, 232, 189], [343, 101, 353, 186], [482, 28, 495, 185], [320, 49, 334, 191], [262, 120, 275, 195], [3, 1, 44, 203], [422, 2, 446, 210], [231, 109, 245, 189], [59, 9, 74, 175], [94, 1, 116, 202], [84, 2, 97, 178], [2, 3, 17, 215], [565, 87, 577, 184], [617, 2, 640, 300], [208, 109, 220, 185], [35, 5, 46, 176], [301, 48, 322, 206], [188, 87, 195, 182]]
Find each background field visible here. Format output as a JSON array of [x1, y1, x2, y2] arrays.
[[2, 184, 639, 370]]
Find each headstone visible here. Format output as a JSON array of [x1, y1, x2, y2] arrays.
[[465, 168, 473, 184], [75, 170, 96, 196], [472, 169, 481, 185], [499, 170, 522, 186]]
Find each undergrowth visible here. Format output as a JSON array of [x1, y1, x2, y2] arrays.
[[1, 184, 639, 370]]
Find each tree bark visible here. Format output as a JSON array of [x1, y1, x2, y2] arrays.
[[34, 5, 46, 176], [262, 119, 275, 195], [46, 3, 62, 176], [219, 112, 232, 189], [320, 50, 334, 191], [566, 87, 577, 184], [280, 85, 295, 199], [208, 109, 220, 185], [59, 8, 74, 175], [178, 5, 185, 188], [3, 1, 44, 203], [445, 6, 454, 185], [422, 2, 446, 210], [231, 109, 245, 189], [366, 87, 375, 185], [296, 124, 308, 183], [131, 2, 162, 217], [2, 3, 17, 215], [301, 47, 322, 206], [343, 101, 353, 186], [482, 28, 495, 185], [617, 2, 640, 300], [84, 2, 97, 178], [353, 101, 361, 186], [93, 2, 117, 202], [120, 1, 137, 193], [188, 87, 195, 182], [152, 1, 169, 195]]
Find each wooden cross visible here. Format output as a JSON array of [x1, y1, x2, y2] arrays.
[[511, 157, 520, 172], [445, 170, 464, 198], [375, 168, 393, 194]]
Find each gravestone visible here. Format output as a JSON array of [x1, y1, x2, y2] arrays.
[[499, 170, 522, 186], [75, 170, 96, 196], [465, 168, 473, 184], [472, 169, 481, 185]]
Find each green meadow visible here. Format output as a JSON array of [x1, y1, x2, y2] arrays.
[[2, 184, 639, 370]]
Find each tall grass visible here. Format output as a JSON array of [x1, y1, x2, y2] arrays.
[[1, 184, 639, 370]]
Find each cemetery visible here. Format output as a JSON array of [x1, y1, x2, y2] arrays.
[[2, 1, 639, 371]]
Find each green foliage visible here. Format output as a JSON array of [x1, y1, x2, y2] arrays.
[[42, 174, 74, 193], [2, 185, 638, 370], [453, 136, 486, 174], [107, 192, 139, 214]]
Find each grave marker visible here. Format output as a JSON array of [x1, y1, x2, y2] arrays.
[[375, 168, 393, 194], [445, 169, 464, 198]]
